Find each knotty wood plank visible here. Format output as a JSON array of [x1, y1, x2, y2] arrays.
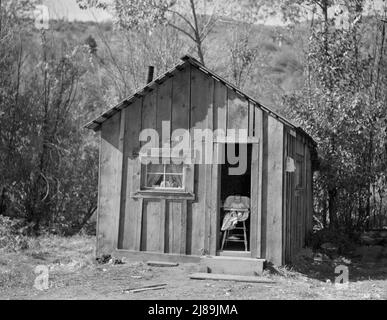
[[282, 127, 289, 263], [171, 65, 190, 136], [180, 200, 187, 255], [114, 249, 200, 263], [284, 132, 293, 263], [159, 199, 166, 253], [250, 141, 259, 258], [125, 284, 166, 293], [265, 115, 284, 266], [114, 108, 126, 251], [190, 67, 210, 131], [260, 112, 268, 259], [141, 89, 157, 147], [117, 108, 128, 250], [214, 79, 227, 136], [290, 134, 295, 263], [121, 99, 142, 250], [204, 78, 214, 254], [165, 200, 183, 254], [97, 111, 122, 255], [306, 147, 313, 234], [157, 77, 172, 148], [189, 67, 212, 255], [146, 261, 179, 267], [172, 201, 183, 254], [141, 199, 159, 252], [204, 162, 212, 253], [254, 106, 263, 258], [209, 144, 221, 255], [135, 198, 144, 251]]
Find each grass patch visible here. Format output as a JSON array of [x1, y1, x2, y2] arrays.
[[0, 234, 96, 290]]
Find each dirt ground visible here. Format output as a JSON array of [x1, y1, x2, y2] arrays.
[[1, 236, 387, 300]]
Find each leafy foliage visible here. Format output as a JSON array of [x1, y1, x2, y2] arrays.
[[0, 216, 29, 252], [284, 1, 387, 231], [0, 1, 98, 235]]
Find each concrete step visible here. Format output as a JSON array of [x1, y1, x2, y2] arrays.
[[200, 256, 265, 276]]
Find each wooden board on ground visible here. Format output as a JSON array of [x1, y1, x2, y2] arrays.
[[124, 283, 167, 293], [147, 261, 179, 267], [189, 273, 276, 283]]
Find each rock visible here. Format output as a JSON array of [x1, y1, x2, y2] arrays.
[[96, 254, 111, 264], [313, 252, 330, 262], [108, 257, 124, 265]]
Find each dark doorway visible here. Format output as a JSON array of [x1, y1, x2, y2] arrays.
[[218, 143, 252, 252]]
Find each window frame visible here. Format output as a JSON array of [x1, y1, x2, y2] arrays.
[[134, 151, 195, 199], [142, 160, 186, 192]]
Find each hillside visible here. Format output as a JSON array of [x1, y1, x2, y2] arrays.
[[31, 18, 309, 115]]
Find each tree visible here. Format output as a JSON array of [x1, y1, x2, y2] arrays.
[[77, 0, 269, 65], [227, 24, 260, 89], [284, 0, 387, 231], [0, 1, 99, 235]]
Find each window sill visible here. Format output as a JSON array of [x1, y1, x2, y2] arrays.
[[131, 190, 195, 200]]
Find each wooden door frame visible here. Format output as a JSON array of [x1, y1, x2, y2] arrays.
[[210, 141, 260, 258]]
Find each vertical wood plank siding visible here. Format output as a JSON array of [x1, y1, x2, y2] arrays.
[[97, 111, 123, 255], [283, 130, 314, 264]]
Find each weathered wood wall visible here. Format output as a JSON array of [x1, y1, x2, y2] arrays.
[[97, 111, 124, 255], [283, 129, 314, 264], [260, 115, 285, 265]]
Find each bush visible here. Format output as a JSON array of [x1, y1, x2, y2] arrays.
[[0, 216, 29, 252]]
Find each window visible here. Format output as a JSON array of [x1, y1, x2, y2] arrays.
[[143, 162, 184, 190], [139, 151, 194, 194]]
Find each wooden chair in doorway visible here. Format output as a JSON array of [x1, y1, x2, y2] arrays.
[[220, 196, 250, 252]]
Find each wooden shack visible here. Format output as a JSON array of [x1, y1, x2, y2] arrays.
[[86, 55, 318, 268]]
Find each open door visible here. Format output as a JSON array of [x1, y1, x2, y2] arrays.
[[216, 143, 255, 257]]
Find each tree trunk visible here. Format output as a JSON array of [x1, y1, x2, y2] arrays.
[[196, 39, 205, 65], [189, 0, 205, 65], [328, 188, 337, 229]]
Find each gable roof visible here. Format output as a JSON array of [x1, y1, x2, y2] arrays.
[[85, 54, 315, 144]]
